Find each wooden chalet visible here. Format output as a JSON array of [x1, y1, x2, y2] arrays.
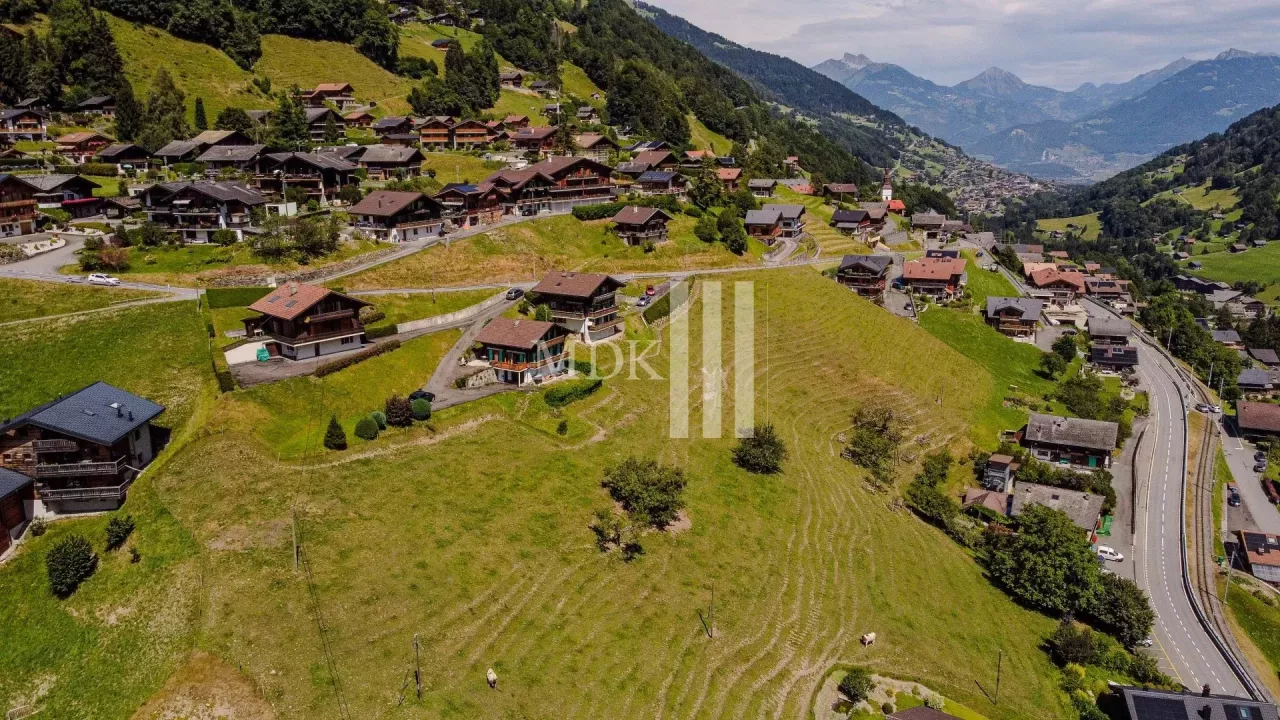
[[372, 116, 413, 136], [611, 206, 671, 246], [0, 108, 49, 141], [142, 181, 266, 243], [433, 182, 505, 228], [95, 142, 150, 171], [0, 469, 33, 556], [344, 110, 376, 129], [55, 131, 112, 164], [483, 157, 614, 216], [717, 167, 742, 192], [574, 133, 618, 163], [0, 382, 165, 514], [835, 255, 892, 298], [348, 190, 443, 243], [985, 297, 1042, 338], [531, 271, 624, 342], [511, 126, 558, 155], [0, 174, 38, 238], [355, 145, 424, 180], [474, 318, 571, 386], [243, 283, 372, 360], [901, 257, 967, 299], [254, 152, 358, 204]]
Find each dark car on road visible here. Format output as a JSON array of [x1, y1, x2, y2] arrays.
[[506, 287, 524, 301], [409, 389, 435, 403], [1228, 483, 1241, 507]]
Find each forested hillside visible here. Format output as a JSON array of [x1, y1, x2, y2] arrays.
[[1016, 104, 1280, 244], [637, 1, 904, 170]]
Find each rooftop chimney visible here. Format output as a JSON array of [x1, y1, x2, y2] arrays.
[[1202, 684, 1211, 697], [290, 283, 298, 296]]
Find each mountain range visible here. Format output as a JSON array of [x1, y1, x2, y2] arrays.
[[813, 50, 1280, 182]]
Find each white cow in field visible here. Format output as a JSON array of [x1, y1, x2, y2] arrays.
[[861, 632, 876, 647], [486, 668, 498, 689]]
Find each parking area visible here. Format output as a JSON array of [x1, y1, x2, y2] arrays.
[[1218, 418, 1280, 535]]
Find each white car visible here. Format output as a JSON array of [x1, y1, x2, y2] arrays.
[[87, 273, 120, 286], [1097, 546, 1124, 562]]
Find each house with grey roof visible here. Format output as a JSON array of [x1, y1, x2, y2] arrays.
[[1115, 684, 1278, 720], [0, 382, 166, 514], [744, 207, 783, 243], [1213, 329, 1244, 349], [985, 296, 1043, 338], [1010, 482, 1104, 533], [1238, 368, 1280, 398], [747, 178, 776, 198], [196, 143, 266, 171], [0, 468, 34, 557], [1021, 413, 1119, 469], [143, 181, 267, 243], [1087, 316, 1132, 346], [764, 204, 806, 239], [1250, 348, 1280, 368], [1090, 345, 1139, 372], [835, 255, 893, 298]]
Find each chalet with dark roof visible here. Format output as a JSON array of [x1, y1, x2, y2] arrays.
[[1021, 413, 1118, 469], [196, 143, 266, 171], [835, 255, 892, 298], [475, 318, 571, 386], [243, 283, 372, 360], [354, 144, 424, 180], [831, 208, 871, 234], [142, 180, 266, 243], [0, 382, 165, 514], [304, 107, 346, 140], [483, 156, 614, 215], [75, 95, 115, 117], [574, 133, 618, 163], [0, 468, 33, 556], [510, 126, 558, 155], [348, 190, 443, 243], [0, 108, 48, 141], [372, 116, 414, 136], [748, 178, 777, 198], [635, 170, 687, 198], [1011, 482, 1104, 533], [254, 152, 358, 204], [611, 206, 671, 246], [1114, 684, 1277, 720], [531, 271, 624, 342], [823, 183, 859, 202], [0, 174, 38, 238], [433, 182, 505, 227], [19, 174, 100, 218], [1091, 345, 1139, 372], [986, 297, 1042, 338], [95, 142, 150, 171]]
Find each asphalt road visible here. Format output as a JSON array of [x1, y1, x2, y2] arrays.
[[1120, 310, 1247, 695]]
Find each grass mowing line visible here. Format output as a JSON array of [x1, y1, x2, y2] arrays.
[[774, 186, 866, 258]]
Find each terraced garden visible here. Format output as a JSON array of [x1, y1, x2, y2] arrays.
[[774, 187, 868, 258]]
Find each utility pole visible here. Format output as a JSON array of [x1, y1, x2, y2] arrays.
[[413, 633, 422, 700], [708, 584, 715, 639], [291, 506, 299, 571], [994, 649, 1003, 704], [1207, 361, 1215, 389]]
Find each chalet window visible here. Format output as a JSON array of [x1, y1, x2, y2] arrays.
[[341, 336, 355, 345]]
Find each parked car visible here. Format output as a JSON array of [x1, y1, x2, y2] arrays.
[[1257, 451, 1269, 463], [1195, 403, 1212, 413], [1209, 404, 1222, 414], [645, 285, 656, 297], [408, 389, 435, 403], [505, 287, 524, 301], [1096, 546, 1124, 562], [1228, 484, 1241, 507], [87, 273, 120, 286], [1135, 637, 1153, 648], [1257, 462, 1269, 473], [636, 295, 651, 308]]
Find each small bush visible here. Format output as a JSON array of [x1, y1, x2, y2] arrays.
[[732, 423, 788, 474], [557, 419, 568, 435], [354, 416, 379, 441], [323, 415, 348, 450], [371, 410, 387, 430], [386, 395, 413, 427], [129, 547, 141, 563], [684, 205, 703, 218], [46, 534, 97, 597], [882, 702, 894, 715], [545, 378, 602, 408], [29, 517, 47, 537], [838, 667, 873, 703], [410, 398, 432, 421], [105, 515, 135, 550], [365, 324, 398, 339]]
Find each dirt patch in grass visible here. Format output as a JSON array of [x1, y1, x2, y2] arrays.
[[208, 519, 291, 552], [130, 651, 276, 720]]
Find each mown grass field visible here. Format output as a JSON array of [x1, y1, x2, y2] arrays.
[[775, 187, 866, 257], [339, 214, 761, 290], [257, 35, 414, 115], [0, 301, 216, 719], [1227, 587, 1280, 682], [0, 278, 160, 323], [358, 288, 497, 326], [420, 152, 504, 185], [917, 305, 1054, 447], [1187, 241, 1280, 287], [153, 268, 1066, 719], [58, 237, 387, 287], [1036, 213, 1101, 241], [561, 62, 606, 105], [0, 268, 1075, 719], [493, 89, 554, 126], [1175, 182, 1240, 212], [964, 253, 1020, 305]]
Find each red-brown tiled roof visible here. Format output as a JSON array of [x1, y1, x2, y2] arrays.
[[348, 190, 424, 218], [247, 283, 367, 321], [1029, 267, 1086, 292], [717, 168, 742, 181], [611, 206, 670, 226], [902, 257, 965, 282], [475, 317, 558, 349], [1239, 402, 1280, 434], [634, 150, 676, 167]]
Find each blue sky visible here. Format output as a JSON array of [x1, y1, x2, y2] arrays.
[[644, 0, 1280, 89]]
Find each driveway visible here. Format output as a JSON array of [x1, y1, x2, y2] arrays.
[[423, 296, 522, 410], [1218, 420, 1280, 535]]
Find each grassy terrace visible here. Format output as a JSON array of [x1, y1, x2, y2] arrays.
[[420, 152, 505, 185], [775, 187, 867, 258], [256, 35, 414, 115], [339, 214, 762, 290], [0, 278, 161, 323], [0, 268, 1071, 719], [1036, 213, 1101, 241], [58, 237, 388, 287], [1186, 241, 1280, 288], [358, 288, 498, 326], [963, 253, 1020, 305]]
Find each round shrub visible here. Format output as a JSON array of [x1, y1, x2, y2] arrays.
[[410, 398, 432, 421], [557, 419, 568, 435], [29, 517, 47, 537], [882, 702, 894, 715], [838, 667, 873, 703], [385, 395, 413, 427], [732, 422, 788, 474], [370, 411, 387, 430], [354, 416, 380, 441], [46, 534, 97, 597], [104, 514, 135, 550]]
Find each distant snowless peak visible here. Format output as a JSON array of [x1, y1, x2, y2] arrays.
[[1214, 48, 1279, 61], [839, 53, 875, 70]]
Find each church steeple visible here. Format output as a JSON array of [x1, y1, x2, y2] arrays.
[[881, 168, 893, 203]]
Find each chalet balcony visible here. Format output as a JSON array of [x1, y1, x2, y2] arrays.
[[37, 476, 134, 502], [308, 308, 356, 322], [34, 456, 126, 479], [268, 326, 364, 347], [32, 439, 78, 453], [0, 199, 37, 210], [550, 305, 616, 320], [489, 352, 568, 372]]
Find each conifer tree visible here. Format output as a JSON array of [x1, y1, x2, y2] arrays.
[[323, 415, 347, 451], [193, 97, 207, 131]]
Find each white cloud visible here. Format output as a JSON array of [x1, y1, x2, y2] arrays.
[[643, 0, 1280, 89]]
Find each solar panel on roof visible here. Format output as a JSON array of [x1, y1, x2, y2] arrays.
[[285, 300, 297, 308], [1227, 706, 1259, 720], [1132, 695, 1190, 720], [267, 296, 280, 303]]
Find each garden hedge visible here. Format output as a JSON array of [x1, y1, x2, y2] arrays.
[[545, 378, 603, 408], [571, 202, 625, 221], [314, 340, 400, 378]]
